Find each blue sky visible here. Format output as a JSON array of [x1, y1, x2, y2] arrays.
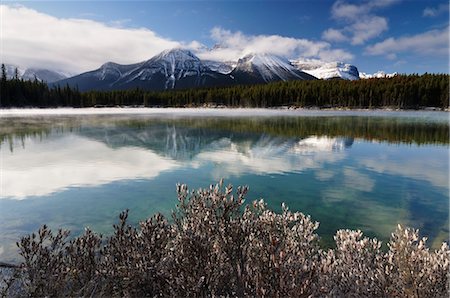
[[1, 0, 449, 74]]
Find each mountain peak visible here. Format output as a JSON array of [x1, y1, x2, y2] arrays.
[[234, 52, 315, 82], [100, 62, 119, 69], [155, 48, 199, 61]]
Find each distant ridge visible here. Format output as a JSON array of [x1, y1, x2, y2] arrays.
[[4, 64, 69, 83]]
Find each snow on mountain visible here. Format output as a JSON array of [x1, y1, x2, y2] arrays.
[[359, 71, 398, 79], [291, 59, 360, 81], [233, 53, 316, 82]]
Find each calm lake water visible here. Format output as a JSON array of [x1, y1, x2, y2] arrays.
[[0, 108, 449, 262]]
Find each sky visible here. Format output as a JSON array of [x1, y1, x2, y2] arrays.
[[1, 0, 449, 75]]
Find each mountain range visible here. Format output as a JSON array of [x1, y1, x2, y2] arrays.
[[4, 48, 398, 91], [53, 49, 317, 91]]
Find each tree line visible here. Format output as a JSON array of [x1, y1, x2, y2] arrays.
[[1, 64, 448, 109]]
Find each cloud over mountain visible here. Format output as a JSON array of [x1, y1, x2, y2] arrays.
[[198, 27, 353, 62]]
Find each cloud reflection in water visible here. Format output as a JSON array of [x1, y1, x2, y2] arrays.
[[1, 135, 180, 199]]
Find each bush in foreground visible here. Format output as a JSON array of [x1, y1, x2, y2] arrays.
[[1, 182, 449, 297]]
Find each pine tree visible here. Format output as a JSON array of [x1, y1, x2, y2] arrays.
[[1, 64, 6, 82]]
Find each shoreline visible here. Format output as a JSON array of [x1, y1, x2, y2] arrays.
[[0, 106, 448, 117]]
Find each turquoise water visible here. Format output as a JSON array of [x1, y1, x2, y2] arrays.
[[0, 109, 448, 262]]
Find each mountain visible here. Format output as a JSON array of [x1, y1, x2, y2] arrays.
[[359, 71, 398, 79], [55, 49, 235, 91], [4, 64, 69, 82], [291, 59, 360, 80], [54, 61, 144, 91], [231, 53, 316, 84], [53, 49, 319, 91]]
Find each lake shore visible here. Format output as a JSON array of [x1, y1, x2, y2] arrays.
[[0, 106, 448, 117]]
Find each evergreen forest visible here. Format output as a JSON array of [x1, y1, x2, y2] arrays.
[[1, 64, 448, 109]]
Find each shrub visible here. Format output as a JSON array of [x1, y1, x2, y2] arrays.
[[1, 181, 449, 297]]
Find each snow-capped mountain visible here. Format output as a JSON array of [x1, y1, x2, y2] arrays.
[[56, 49, 235, 91], [291, 59, 360, 81], [3, 64, 69, 82], [113, 49, 233, 90], [359, 71, 397, 79], [232, 53, 316, 83]]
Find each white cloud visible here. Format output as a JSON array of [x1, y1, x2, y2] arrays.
[[343, 168, 375, 192], [331, 0, 370, 21], [423, 3, 449, 17], [357, 146, 449, 190], [365, 26, 449, 57], [322, 28, 348, 42], [324, 0, 398, 45], [197, 27, 354, 62], [331, 0, 399, 21], [0, 4, 181, 73], [350, 16, 388, 45]]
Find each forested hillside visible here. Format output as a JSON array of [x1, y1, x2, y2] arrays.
[[1, 64, 448, 109]]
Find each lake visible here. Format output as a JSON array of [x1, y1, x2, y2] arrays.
[[0, 108, 448, 262]]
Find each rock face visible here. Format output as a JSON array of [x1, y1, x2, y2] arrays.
[[291, 59, 360, 80]]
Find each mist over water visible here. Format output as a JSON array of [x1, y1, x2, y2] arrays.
[[0, 109, 448, 262]]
